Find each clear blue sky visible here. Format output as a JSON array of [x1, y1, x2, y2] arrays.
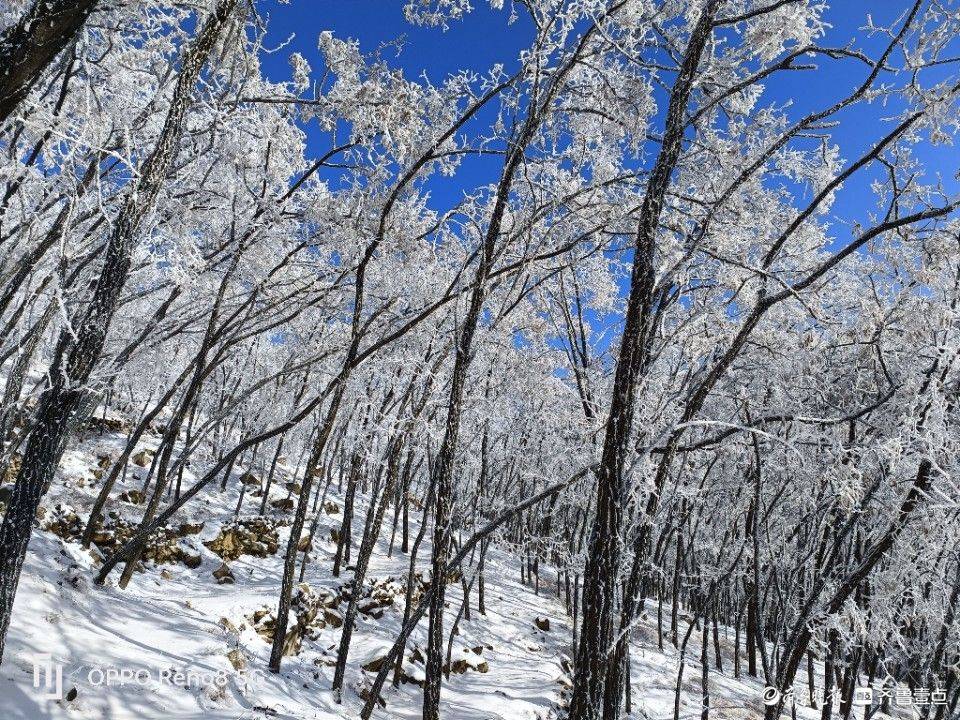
[[256, 1, 959, 249]]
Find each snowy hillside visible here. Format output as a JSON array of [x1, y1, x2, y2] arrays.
[[2, 2, 959, 720], [1, 420, 573, 719], [0, 421, 920, 720]]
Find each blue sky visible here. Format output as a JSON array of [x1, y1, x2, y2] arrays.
[[256, 0, 528, 212], [255, 1, 959, 254]]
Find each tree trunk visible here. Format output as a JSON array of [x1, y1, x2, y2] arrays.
[[0, 0, 99, 124], [268, 384, 348, 672], [331, 436, 403, 700], [570, 7, 721, 717], [0, 0, 238, 660], [333, 450, 361, 576], [701, 611, 710, 720]]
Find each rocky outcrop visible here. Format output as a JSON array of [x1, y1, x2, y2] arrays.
[[212, 562, 235, 584], [204, 518, 279, 561]]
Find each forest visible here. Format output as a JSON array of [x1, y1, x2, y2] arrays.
[[0, 1, 959, 719]]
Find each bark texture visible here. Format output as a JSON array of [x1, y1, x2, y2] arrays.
[[0, 0, 238, 662], [0, 0, 99, 124]]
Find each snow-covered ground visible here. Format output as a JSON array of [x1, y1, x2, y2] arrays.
[[0, 421, 907, 720]]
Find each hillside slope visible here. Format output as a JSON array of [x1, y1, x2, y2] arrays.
[[0, 421, 902, 720]]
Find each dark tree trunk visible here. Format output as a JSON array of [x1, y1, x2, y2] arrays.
[[821, 630, 837, 720], [672, 531, 683, 648], [258, 437, 285, 514], [673, 618, 699, 720], [569, 6, 721, 717], [701, 610, 710, 720], [118, 251, 240, 587], [746, 581, 758, 676], [712, 606, 723, 672], [0, 0, 238, 661], [333, 450, 362, 577], [331, 435, 403, 700], [394, 472, 436, 687], [658, 578, 665, 651], [361, 476, 578, 720], [477, 538, 488, 615], [420, 44, 543, 718], [268, 383, 348, 673], [422, 283, 488, 718], [0, 0, 99, 124]]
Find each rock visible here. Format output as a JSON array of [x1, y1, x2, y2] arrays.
[[323, 609, 343, 628], [2, 453, 22, 484], [297, 535, 312, 552], [43, 505, 83, 541], [534, 616, 551, 632], [271, 497, 295, 512], [476, 661, 489, 673], [89, 523, 169, 569], [213, 563, 235, 584], [239, 472, 260, 487], [87, 516, 136, 552], [227, 649, 246, 671], [323, 501, 340, 515], [89, 515, 196, 573], [178, 522, 204, 536], [97, 455, 113, 469], [250, 611, 276, 643], [205, 518, 279, 560], [282, 627, 303, 657], [449, 659, 470, 674], [318, 590, 339, 608], [285, 482, 302, 495], [160, 569, 173, 580], [119, 489, 145, 504], [398, 667, 424, 686], [131, 449, 153, 467], [362, 656, 388, 673], [145, 539, 181, 565], [247, 584, 329, 655], [90, 529, 113, 545], [358, 601, 384, 619], [87, 414, 127, 433]]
